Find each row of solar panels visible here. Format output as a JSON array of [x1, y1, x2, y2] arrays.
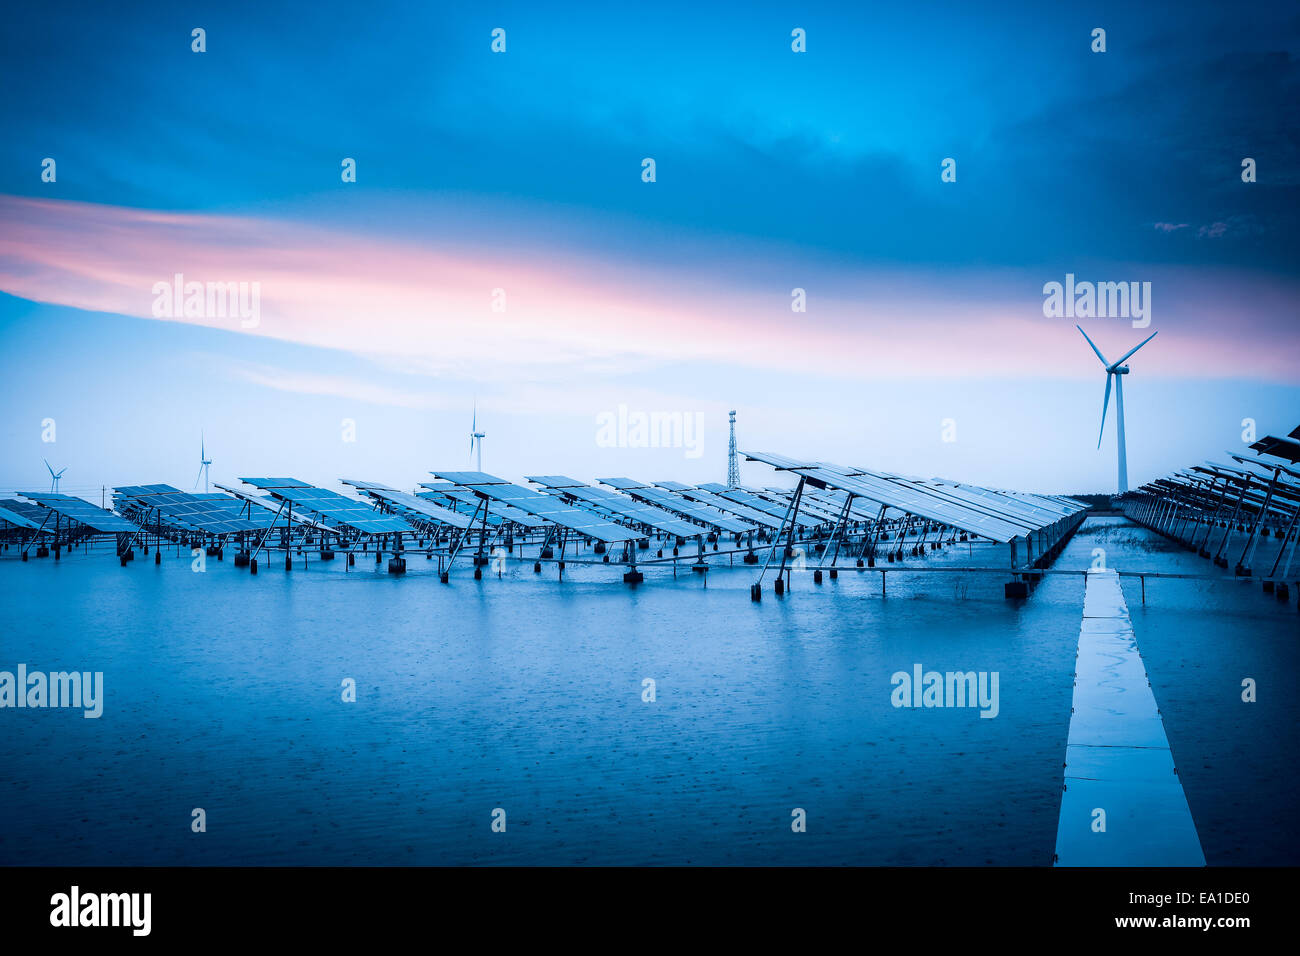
[[1, 477, 870, 541], [1130, 438, 1300, 525], [742, 452, 1088, 544], [1, 461, 1086, 546]]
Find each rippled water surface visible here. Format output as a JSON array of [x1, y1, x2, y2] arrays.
[[1, 517, 1295, 865]]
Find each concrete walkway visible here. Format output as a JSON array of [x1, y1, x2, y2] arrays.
[[1054, 568, 1205, 866]]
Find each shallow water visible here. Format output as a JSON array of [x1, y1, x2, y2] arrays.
[[0, 517, 1294, 865]]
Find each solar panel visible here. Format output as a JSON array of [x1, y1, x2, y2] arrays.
[[239, 477, 313, 489], [0, 502, 42, 530], [655, 483, 785, 530], [696, 484, 821, 526], [892, 476, 1046, 533], [238, 478, 413, 534], [113, 484, 273, 534], [432, 472, 510, 486], [528, 476, 704, 538], [431, 471, 636, 543], [419, 484, 547, 528], [18, 493, 140, 533], [902, 473, 1087, 531], [340, 480, 473, 530], [807, 466, 1027, 542], [769, 487, 867, 523], [745, 486, 853, 524], [528, 476, 587, 489], [742, 452, 1028, 542], [597, 478, 753, 534]]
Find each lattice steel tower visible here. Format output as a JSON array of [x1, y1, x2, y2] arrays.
[[727, 410, 740, 488]]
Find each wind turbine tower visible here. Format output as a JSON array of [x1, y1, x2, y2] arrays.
[[1077, 325, 1158, 493], [727, 410, 741, 488], [469, 403, 485, 471], [194, 431, 213, 492]]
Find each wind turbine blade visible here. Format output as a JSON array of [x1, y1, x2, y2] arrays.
[[1111, 330, 1159, 368], [1097, 373, 1112, 449], [1076, 325, 1110, 367], [194, 465, 205, 490], [56, 468, 67, 478], [44, 458, 54, 477]]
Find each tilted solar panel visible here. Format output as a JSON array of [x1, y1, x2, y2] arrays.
[[418, 485, 546, 528], [114, 485, 273, 534], [810, 467, 1024, 542], [528, 476, 587, 489], [238, 479, 413, 534], [341, 479, 474, 530], [743, 454, 1031, 542], [598, 479, 753, 533], [240, 477, 314, 489], [18, 492, 140, 533], [433, 473, 635, 543], [431, 471, 509, 486], [0, 503, 42, 529], [527, 476, 703, 538], [657, 483, 784, 530]]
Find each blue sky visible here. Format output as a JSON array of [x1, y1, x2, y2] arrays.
[[1, 0, 1296, 495]]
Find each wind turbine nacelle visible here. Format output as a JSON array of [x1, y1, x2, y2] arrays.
[[1112, 365, 1131, 374]]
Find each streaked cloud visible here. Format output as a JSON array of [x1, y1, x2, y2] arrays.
[[2, 195, 1298, 385]]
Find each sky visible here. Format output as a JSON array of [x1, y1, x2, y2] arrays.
[[0, 0, 1297, 497]]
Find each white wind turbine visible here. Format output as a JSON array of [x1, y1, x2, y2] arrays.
[[43, 458, 67, 493], [194, 431, 212, 492], [1077, 325, 1158, 493], [469, 402, 485, 471]]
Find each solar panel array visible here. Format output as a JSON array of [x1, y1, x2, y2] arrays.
[[745, 486, 856, 524], [418, 484, 547, 528], [528, 475, 703, 538], [812, 463, 1029, 541], [0, 500, 43, 530], [17, 492, 140, 533], [772, 486, 868, 523], [431, 471, 637, 543], [696, 484, 822, 526], [340, 479, 473, 531], [860, 469, 1062, 536], [597, 478, 753, 534], [114, 484, 272, 534], [742, 452, 1080, 543], [928, 479, 1078, 527], [239, 478, 413, 534], [654, 482, 785, 530]]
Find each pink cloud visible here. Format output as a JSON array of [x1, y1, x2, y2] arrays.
[[0, 195, 1296, 383]]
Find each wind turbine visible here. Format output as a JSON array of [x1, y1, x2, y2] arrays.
[[469, 402, 485, 471], [43, 458, 66, 493], [194, 431, 212, 492], [1077, 325, 1159, 493]]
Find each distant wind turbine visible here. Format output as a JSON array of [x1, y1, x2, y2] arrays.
[[43, 458, 67, 493], [469, 402, 485, 471], [194, 431, 212, 491], [1077, 325, 1158, 493]]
